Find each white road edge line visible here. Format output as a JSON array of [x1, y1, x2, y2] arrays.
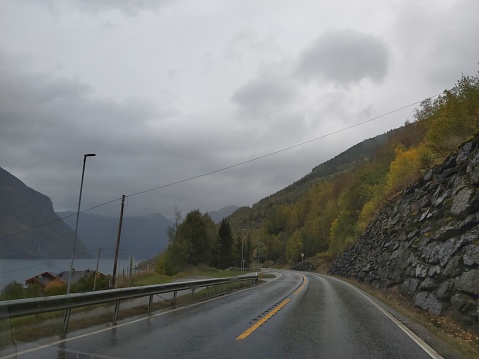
[[319, 274, 444, 359]]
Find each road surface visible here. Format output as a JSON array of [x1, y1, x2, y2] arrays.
[[1, 271, 458, 358]]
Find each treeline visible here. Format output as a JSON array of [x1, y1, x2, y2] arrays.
[[247, 71, 479, 263], [156, 210, 254, 275]]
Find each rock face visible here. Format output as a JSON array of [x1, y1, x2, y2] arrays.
[[330, 134, 479, 328], [0, 167, 90, 258]]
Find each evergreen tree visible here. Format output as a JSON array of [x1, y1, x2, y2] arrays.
[[218, 218, 233, 268]]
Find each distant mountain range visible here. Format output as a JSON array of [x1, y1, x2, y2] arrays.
[[0, 165, 244, 260], [207, 205, 239, 224], [0, 167, 90, 259], [57, 205, 239, 259], [57, 211, 173, 259]]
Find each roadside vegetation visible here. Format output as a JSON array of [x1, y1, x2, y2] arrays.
[[0, 272, 110, 301], [228, 70, 479, 262], [155, 210, 254, 276]]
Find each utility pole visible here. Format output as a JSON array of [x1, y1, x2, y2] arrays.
[[112, 195, 126, 288], [93, 246, 101, 291]]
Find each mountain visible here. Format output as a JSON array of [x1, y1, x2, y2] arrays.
[[207, 205, 239, 224], [227, 131, 394, 231], [0, 167, 90, 259], [228, 71, 479, 265], [57, 211, 173, 259]]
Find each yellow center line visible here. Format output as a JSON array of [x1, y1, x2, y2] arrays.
[[294, 285, 304, 295], [294, 275, 307, 295], [236, 299, 290, 340]]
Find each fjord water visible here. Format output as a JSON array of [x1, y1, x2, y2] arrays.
[[0, 258, 141, 289]]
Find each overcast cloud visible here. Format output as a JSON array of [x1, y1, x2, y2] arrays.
[[1, 0, 479, 221], [296, 30, 389, 87]]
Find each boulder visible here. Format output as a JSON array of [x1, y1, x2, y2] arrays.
[[463, 245, 479, 266], [414, 292, 443, 315], [454, 269, 479, 296], [436, 278, 455, 300]]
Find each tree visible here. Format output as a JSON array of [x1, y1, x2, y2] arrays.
[[156, 240, 189, 275], [0, 281, 24, 300], [384, 145, 422, 196], [44, 280, 66, 296], [71, 272, 109, 292], [286, 231, 303, 262], [156, 209, 221, 274], [166, 208, 182, 243], [218, 218, 233, 268]]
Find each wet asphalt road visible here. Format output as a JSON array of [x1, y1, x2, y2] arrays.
[[2, 271, 440, 359]]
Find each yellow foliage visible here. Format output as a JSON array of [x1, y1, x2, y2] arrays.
[[44, 280, 66, 296], [385, 146, 422, 196], [357, 199, 378, 232], [286, 230, 303, 262]]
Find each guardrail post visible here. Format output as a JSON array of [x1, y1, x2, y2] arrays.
[[62, 309, 71, 337], [206, 286, 209, 297], [113, 300, 120, 325], [0, 275, 259, 326], [148, 295, 153, 315]]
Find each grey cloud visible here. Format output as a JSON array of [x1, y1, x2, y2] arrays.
[[1, 51, 298, 218], [231, 75, 298, 115], [390, 0, 479, 92], [296, 30, 389, 87], [230, 72, 309, 141], [423, 0, 479, 87], [26, 0, 171, 16], [73, 0, 172, 16]]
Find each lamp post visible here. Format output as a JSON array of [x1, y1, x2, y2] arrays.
[[241, 229, 246, 275], [257, 241, 262, 269], [67, 153, 96, 294]]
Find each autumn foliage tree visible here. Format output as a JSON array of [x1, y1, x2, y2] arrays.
[[247, 70, 479, 262]]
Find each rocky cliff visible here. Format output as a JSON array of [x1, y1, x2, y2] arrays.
[[0, 167, 90, 258], [330, 133, 479, 328]]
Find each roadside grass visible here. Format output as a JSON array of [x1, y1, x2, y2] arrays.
[[125, 272, 172, 286], [0, 269, 261, 349], [116, 266, 246, 288], [339, 276, 479, 359]]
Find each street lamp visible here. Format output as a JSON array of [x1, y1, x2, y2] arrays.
[[67, 153, 96, 294], [242, 229, 246, 275], [257, 241, 262, 269]]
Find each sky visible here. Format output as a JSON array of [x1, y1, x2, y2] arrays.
[[1, 0, 478, 220]]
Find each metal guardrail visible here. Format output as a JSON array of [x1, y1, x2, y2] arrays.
[[0, 274, 258, 334]]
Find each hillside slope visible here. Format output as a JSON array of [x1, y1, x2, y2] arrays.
[[227, 71, 479, 265], [58, 211, 173, 259], [0, 167, 90, 258], [228, 131, 394, 231]]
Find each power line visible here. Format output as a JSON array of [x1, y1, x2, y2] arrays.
[[0, 197, 122, 242], [0, 93, 442, 243], [126, 94, 441, 197]]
